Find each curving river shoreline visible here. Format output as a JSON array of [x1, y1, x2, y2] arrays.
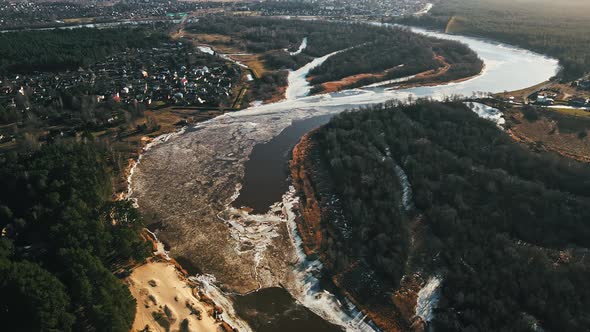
[[129, 25, 559, 331]]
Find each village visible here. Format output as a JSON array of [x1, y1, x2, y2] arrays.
[[252, 0, 432, 17], [496, 75, 590, 109], [0, 0, 222, 29], [0, 41, 241, 110], [0, 38, 246, 151], [0, 0, 433, 31]]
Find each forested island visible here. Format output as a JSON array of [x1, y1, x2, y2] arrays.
[[186, 16, 483, 94], [291, 100, 590, 331]]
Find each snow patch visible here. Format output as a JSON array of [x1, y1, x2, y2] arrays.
[[286, 47, 351, 100], [191, 274, 254, 332], [289, 37, 308, 56], [394, 164, 413, 211], [197, 46, 215, 55], [465, 102, 505, 128], [415, 276, 442, 323], [415, 3, 433, 16], [522, 313, 545, 332], [145, 229, 170, 260], [282, 187, 381, 332], [219, 53, 249, 69]]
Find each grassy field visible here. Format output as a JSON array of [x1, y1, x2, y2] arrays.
[[547, 107, 590, 118], [175, 31, 270, 77], [233, 54, 267, 78]]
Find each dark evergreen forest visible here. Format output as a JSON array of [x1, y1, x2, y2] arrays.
[[307, 100, 590, 331], [0, 143, 150, 331], [0, 28, 167, 74]]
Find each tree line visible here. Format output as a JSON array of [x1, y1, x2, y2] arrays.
[[0, 27, 167, 75], [397, 0, 590, 80]]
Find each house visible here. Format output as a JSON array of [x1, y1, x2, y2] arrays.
[[536, 94, 554, 105]]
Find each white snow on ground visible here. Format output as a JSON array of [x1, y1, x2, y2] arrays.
[[289, 37, 308, 56], [286, 47, 350, 100], [197, 45, 215, 55], [415, 3, 433, 16], [282, 187, 380, 332], [219, 53, 249, 69], [383, 147, 413, 211], [465, 102, 506, 128], [522, 313, 545, 332], [191, 274, 254, 332], [361, 65, 413, 89], [394, 164, 413, 211], [145, 229, 171, 260], [415, 276, 442, 323]]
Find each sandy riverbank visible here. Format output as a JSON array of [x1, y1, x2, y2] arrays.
[[119, 128, 243, 332], [127, 259, 230, 332]]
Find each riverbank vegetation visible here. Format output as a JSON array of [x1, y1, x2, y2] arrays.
[[398, 0, 590, 80], [0, 143, 150, 331], [296, 100, 590, 331]]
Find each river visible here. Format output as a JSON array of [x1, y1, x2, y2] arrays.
[[232, 115, 333, 214], [129, 25, 559, 332]]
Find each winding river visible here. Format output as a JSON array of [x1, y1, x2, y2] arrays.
[[130, 26, 559, 331]]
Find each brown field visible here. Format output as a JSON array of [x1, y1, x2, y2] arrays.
[[506, 108, 590, 163], [320, 54, 458, 93], [264, 85, 287, 104], [62, 17, 96, 24], [231, 54, 267, 77], [189, 33, 232, 44], [320, 72, 385, 93], [547, 107, 590, 119], [180, 32, 244, 54]]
